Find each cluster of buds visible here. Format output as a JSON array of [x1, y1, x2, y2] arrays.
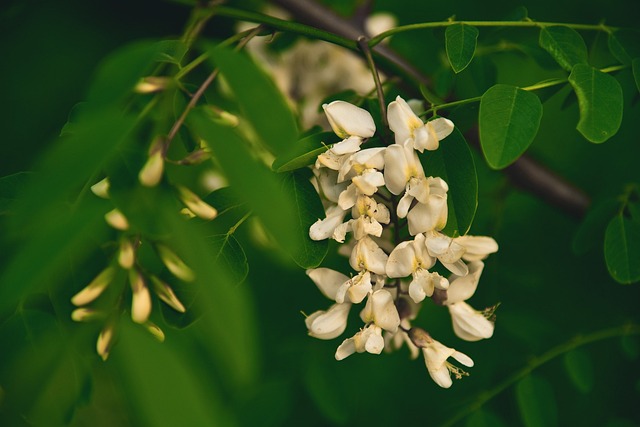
[[72, 138, 219, 360], [305, 97, 499, 388]]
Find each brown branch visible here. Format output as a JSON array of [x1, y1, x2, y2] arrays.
[[270, 0, 591, 219]]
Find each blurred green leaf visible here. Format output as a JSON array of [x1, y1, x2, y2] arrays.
[[445, 24, 479, 73], [0, 172, 32, 215], [466, 409, 508, 427], [304, 351, 349, 425], [0, 200, 108, 314], [572, 198, 619, 255], [604, 214, 640, 284], [607, 30, 640, 65], [272, 131, 337, 173], [419, 83, 445, 106], [539, 26, 588, 71], [190, 109, 298, 256], [206, 234, 249, 284], [0, 310, 90, 426], [632, 58, 640, 93], [563, 349, 594, 393], [210, 45, 298, 155], [422, 128, 477, 236], [282, 169, 329, 268], [516, 375, 558, 427], [115, 322, 235, 427], [568, 64, 623, 143], [479, 84, 543, 169], [154, 39, 188, 65]]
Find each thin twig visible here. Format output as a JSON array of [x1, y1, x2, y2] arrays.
[[357, 36, 388, 127]]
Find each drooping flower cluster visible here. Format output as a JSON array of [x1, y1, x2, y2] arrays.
[[305, 97, 499, 388]]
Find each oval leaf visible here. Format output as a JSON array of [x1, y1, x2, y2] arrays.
[[563, 349, 595, 393], [422, 128, 478, 236], [446, 24, 480, 73], [604, 214, 640, 284], [479, 84, 543, 169], [282, 169, 329, 268], [568, 64, 623, 143], [516, 375, 558, 427], [271, 132, 337, 172], [207, 234, 249, 284], [539, 26, 588, 72], [608, 30, 640, 65], [211, 46, 298, 156]]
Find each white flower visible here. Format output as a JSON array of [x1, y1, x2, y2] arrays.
[[309, 205, 348, 241], [454, 235, 499, 261], [333, 195, 390, 242], [384, 296, 421, 359], [314, 168, 348, 203], [305, 303, 352, 340], [422, 338, 474, 388], [335, 324, 384, 360], [323, 100, 376, 140], [405, 177, 448, 235], [360, 289, 400, 332], [383, 142, 426, 197], [424, 231, 468, 276], [306, 267, 372, 304], [386, 234, 449, 303], [445, 261, 494, 341], [387, 96, 454, 152], [349, 236, 389, 275]]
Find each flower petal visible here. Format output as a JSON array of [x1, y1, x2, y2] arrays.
[[306, 267, 349, 301], [446, 261, 484, 304], [323, 101, 376, 139], [306, 303, 351, 340], [449, 302, 494, 341]]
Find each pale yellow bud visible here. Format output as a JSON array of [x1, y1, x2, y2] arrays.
[[118, 238, 136, 270], [177, 186, 217, 221], [134, 76, 171, 94], [156, 244, 195, 282], [71, 266, 115, 306], [150, 276, 186, 313], [143, 321, 165, 342], [105, 209, 129, 231], [139, 150, 165, 187], [71, 308, 103, 322], [90, 178, 110, 199], [97, 323, 115, 361], [129, 270, 152, 324]]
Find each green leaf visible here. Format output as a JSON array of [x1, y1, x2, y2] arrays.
[[604, 214, 640, 284], [568, 64, 623, 143], [479, 84, 543, 169], [632, 58, 640, 94], [572, 198, 619, 255], [282, 169, 329, 268], [210, 45, 298, 156], [206, 234, 249, 284], [608, 30, 640, 65], [115, 323, 236, 427], [271, 132, 338, 172], [563, 349, 595, 393], [445, 24, 480, 73], [422, 128, 478, 236], [0, 172, 32, 215], [189, 110, 298, 256], [539, 26, 588, 71], [516, 375, 558, 427]]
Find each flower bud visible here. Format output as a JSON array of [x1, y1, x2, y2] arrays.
[[105, 209, 129, 231], [91, 178, 110, 199], [134, 76, 171, 94], [150, 275, 186, 313], [71, 308, 104, 322], [118, 238, 136, 270], [156, 244, 195, 282], [143, 321, 165, 342], [129, 270, 152, 324], [177, 186, 217, 221], [71, 266, 115, 306], [178, 149, 211, 166], [139, 150, 165, 187], [97, 323, 115, 361]]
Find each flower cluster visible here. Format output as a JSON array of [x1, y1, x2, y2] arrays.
[[71, 141, 218, 360], [305, 97, 499, 388]]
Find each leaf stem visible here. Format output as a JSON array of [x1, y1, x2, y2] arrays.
[[357, 36, 388, 128], [439, 322, 640, 427], [370, 20, 616, 47]]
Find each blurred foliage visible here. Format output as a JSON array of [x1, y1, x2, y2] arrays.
[[1, 0, 639, 426]]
